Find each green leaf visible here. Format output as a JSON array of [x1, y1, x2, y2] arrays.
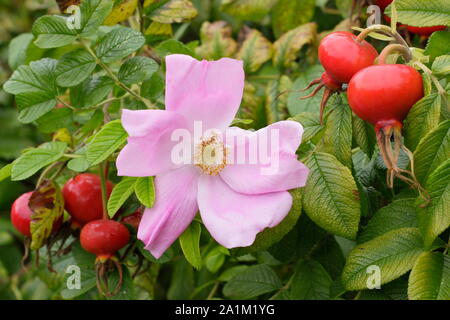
[[11, 142, 67, 181], [236, 28, 272, 73], [404, 93, 441, 151], [0, 164, 12, 182], [318, 95, 353, 168], [272, 0, 316, 38], [134, 176, 155, 208], [150, 0, 198, 23], [358, 199, 417, 243], [70, 76, 114, 108], [32, 15, 77, 49], [385, 0, 450, 27], [155, 39, 197, 59], [55, 49, 96, 87], [221, 0, 277, 22], [352, 114, 376, 157], [425, 31, 450, 61], [35, 107, 73, 133], [141, 72, 165, 102], [79, 0, 114, 36], [205, 246, 228, 273], [29, 180, 65, 250], [231, 188, 302, 256], [342, 228, 425, 291], [179, 221, 202, 270], [107, 177, 137, 218], [432, 55, 450, 75], [289, 112, 324, 144], [417, 159, 450, 248], [137, 240, 174, 264], [118, 56, 159, 85], [302, 152, 361, 239], [289, 259, 333, 300], [287, 65, 324, 115], [96, 27, 145, 63], [196, 21, 237, 60], [86, 120, 127, 165], [413, 120, 450, 185], [15, 93, 57, 124], [8, 33, 34, 70], [223, 264, 282, 299], [265, 75, 292, 123], [67, 156, 90, 173], [408, 252, 450, 300]]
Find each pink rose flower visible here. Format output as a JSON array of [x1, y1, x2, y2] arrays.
[[116, 54, 309, 258]]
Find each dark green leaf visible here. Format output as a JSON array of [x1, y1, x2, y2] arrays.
[[179, 221, 202, 270]]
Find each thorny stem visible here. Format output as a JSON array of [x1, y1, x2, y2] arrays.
[[378, 44, 413, 64], [99, 162, 109, 220], [356, 24, 409, 48]]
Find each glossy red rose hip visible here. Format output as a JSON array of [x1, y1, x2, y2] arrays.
[[80, 219, 130, 259], [347, 64, 423, 125], [62, 173, 113, 225], [10, 192, 33, 237]]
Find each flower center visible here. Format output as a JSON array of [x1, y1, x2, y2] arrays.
[[194, 133, 228, 176]]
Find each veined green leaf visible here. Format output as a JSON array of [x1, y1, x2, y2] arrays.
[[425, 31, 450, 61], [107, 177, 137, 218], [134, 176, 155, 208], [79, 0, 114, 36], [205, 246, 228, 273], [35, 107, 73, 133], [385, 0, 450, 27], [32, 15, 77, 49], [287, 65, 324, 115], [342, 228, 425, 291], [302, 152, 361, 239], [432, 55, 450, 75], [55, 49, 96, 87], [70, 76, 114, 108], [8, 33, 34, 70], [96, 27, 145, 63], [289, 112, 324, 144], [86, 120, 127, 165], [352, 114, 376, 157], [11, 141, 67, 181], [118, 56, 159, 85], [179, 221, 202, 270], [289, 259, 333, 300], [408, 252, 450, 300]]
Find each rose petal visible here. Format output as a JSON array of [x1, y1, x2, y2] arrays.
[[198, 175, 292, 249], [165, 54, 244, 131], [138, 166, 200, 258]]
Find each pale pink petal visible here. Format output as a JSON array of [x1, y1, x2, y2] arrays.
[[165, 54, 244, 131], [117, 109, 189, 177], [197, 175, 292, 249], [138, 166, 200, 258], [220, 120, 309, 194]]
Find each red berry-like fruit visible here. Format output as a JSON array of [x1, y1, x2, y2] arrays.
[[80, 219, 130, 260], [11, 192, 33, 237], [301, 31, 378, 123], [121, 209, 143, 231], [318, 31, 378, 85], [62, 173, 114, 225], [11, 191, 63, 237]]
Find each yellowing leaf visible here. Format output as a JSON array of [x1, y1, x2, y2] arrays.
[[236, 27, 272, 73], [53, 128, 72, 145], [104, 0, 139, 26], [149, 0, 198, 24], [196, 21, 237, 60], [29, 180, 65, 250]]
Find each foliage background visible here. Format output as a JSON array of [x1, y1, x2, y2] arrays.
[[0, 0, 449, 300]]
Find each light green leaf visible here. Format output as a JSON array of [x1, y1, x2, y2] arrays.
[[55, 49, 96, 87], [67, 157, 90, 173], [32, 15, 77, 48], [155, 39, 197, 58], [432, 55, 450, 75], [96, 27, 145, 63], [417, 159, 450, 248], [205, 246, 228, 273], [273, 23, 316, 69], [385, 0, 450, 27], [287, 64, 324, 115], [11, 142, 67, 181], [272, 0, 316, 38], [425, 31, 450, 61], [236, 28, 272, 73], [223, 264, 282, 299], [134, 176, 155, 208], [413, 120, 450, 185], [79, 0, 114, 36], [342, 228, 425, 291], [107, 177, 137, 218], [289, 259, 333, 300], [352, 114, 376, 157], [86, 120, 127, 165], [8, 33, 34, 70], [15, 93, 57, 124], [404, 93, 441, 151], [70, 76, 114, 108], [221, 0, 277, 22], [289, 112, 324, 144], [150, 0, 198, 23], [179, 221, 202, 270], [118, 56, 159, 85], [35, 107, 73, 133], [0, 164, 12, 182], [302, 152, 361, 239], [408, 252, 450, 300], [358, 199, 417, 243], [318, 95, 353, 168]]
